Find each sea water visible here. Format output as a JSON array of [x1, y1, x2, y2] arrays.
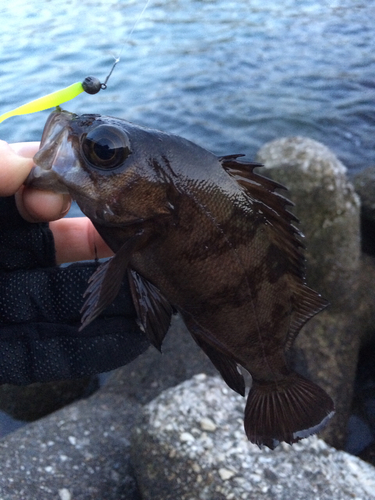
[[0, 0, 374, 174]]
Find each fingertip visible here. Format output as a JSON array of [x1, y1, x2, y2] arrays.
[[16, 187, 72, 222], [9, 141, 40, 158], [50, 218, 113, 264], [0, 141, 35, 196]]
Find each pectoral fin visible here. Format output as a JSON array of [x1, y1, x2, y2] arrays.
[[128, 269, 173, 351], [80, 237, 138, 330]]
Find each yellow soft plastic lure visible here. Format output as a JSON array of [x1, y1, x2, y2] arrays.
[[0, 75, 104, 124], [0, 0, 150, 125]]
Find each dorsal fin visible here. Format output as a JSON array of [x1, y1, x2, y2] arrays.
[[220, 155, 303, 271], [220, 155, 328, 341], [219, 154, 288, 192], [286, 284, 328, 350]]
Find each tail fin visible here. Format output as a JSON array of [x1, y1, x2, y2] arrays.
[[244, 372, 334, 449]]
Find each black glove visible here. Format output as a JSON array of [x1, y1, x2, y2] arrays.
[[0, 197, 149, 385]]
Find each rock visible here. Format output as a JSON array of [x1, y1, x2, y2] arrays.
[[131, 374, 375, 500], [0, 375, 142, 500], [102, 314, 217, 406], [256, 137, 362, 448], [353, 165, 375, 255], [347, 335, 375, 464], [353, 165, 375, 221], [0, 376, 99, 421], [0, 315, 215, 499], [256, 136, 361, 305], [355, 254, 375, 346]]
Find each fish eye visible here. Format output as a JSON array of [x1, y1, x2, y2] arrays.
[[81, 125, 131, 170]]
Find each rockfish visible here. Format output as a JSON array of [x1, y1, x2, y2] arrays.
[[28, 109, 334, 448]]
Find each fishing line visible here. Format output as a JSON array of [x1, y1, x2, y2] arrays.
[[98, 0, 152, 90], [117, 0, 152, 60], [0, 0, 152, 124]]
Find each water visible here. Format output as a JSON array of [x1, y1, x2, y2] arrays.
[[0, 0, 374, 174]]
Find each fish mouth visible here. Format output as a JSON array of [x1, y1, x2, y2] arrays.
[[26, 109, 80, 194]]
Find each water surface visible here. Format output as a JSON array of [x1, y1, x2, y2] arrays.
[[0, 0, 374, 172]]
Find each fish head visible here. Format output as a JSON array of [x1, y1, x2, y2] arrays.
[[28, 109, 174, 226]]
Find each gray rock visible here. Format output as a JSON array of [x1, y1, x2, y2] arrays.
[[104, 315, 217, 406], [256, 136, 361, 305], [354, 254, 375, 346], [353, 165, 375, 221], [0, 376, 99, 422], [0, 377, 141, 500], [0, 315, 215, 500], [256, 137, 362, 448], [131, 374, 375, 500], [353, 165, 375, 255]]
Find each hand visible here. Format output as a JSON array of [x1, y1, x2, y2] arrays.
[[0, 143, 148, 386], [0, 140, 113, 264]]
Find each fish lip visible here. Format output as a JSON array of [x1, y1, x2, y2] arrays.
[[26, 110, 81, 194], [39, 108, 77, 148], [25, 165, 69, 194], [26, 128, 72, 194]]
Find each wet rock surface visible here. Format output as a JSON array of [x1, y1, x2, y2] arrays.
[[132, 374, 375, 500]]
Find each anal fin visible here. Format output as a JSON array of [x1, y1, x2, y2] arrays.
[[183, 316, 245, 396], [128, 269, 173, 351], [192, 332, 245, 396]]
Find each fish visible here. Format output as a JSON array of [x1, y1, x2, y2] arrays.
[[28, 108, 335, 448]]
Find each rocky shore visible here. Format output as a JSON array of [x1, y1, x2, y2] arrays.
[[1, 137, 375, 499]]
